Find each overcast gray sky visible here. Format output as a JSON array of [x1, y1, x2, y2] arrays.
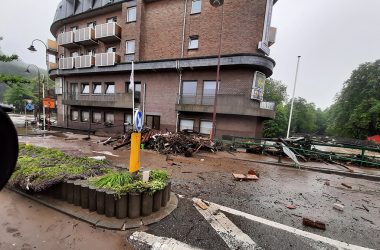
[[1, 0, 379, 109]]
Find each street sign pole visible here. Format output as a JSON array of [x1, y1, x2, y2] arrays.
[[129, 110, 143, 173]]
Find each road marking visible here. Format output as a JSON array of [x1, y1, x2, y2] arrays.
[[130, 232, 201, 250], [201, 199, 373, 250], [193, 198, 258, 249]]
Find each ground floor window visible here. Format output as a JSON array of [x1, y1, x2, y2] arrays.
[[180, 119, 194, 131], [71, 110, 79, 121], [81, 111, 90, 122], [105, 112, 114, 125], [92, 112, 102, 123], [124, 113, 132, 132], [200, 120, 213, 134], [146, 115, 160, 130]]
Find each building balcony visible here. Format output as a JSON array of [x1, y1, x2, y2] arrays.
[[74, 27, 97, 46], [175, 94, 275, 119], [47, 39, 58, 54], [95, 52, 120, 67], [75, 55, 95, 69], [58, 57, 75, 70], [57, 31, 78, 48], [49, 62, 58, 70], [62, 92, 133, 109], [95, 22, 121, 43]]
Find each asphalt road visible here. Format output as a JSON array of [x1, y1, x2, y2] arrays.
[[10, 128, 380, 249]]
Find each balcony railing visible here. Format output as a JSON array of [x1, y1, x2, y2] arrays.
[[176, 94, 275, 118], [178, 94, 215, 105], [57, 31, 78, 48], [49, 62, 58, 70], [95, 52, 120, 67], [260, 101, 276, 110], [58, 57, 75, 70], [74, 27, 97, 45], [75, 55, 95, 68], [63, 92, 133, 108], [95, 22, 121, 42], [47, 39, 58, 54]]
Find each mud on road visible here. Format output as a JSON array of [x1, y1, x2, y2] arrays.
[[12, 132, 380, 249]]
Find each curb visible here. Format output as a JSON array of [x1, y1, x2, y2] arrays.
[[229, 158, 380, 182], [9, 187, 178, 230]]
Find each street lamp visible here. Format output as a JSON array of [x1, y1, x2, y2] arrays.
[[286, 56, 301, 138], [210, 0, 225, 141], [25, 65, 42, 124], [27, 39, 49, 131]]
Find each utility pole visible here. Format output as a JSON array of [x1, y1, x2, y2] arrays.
[[286, 56, 301, 139]]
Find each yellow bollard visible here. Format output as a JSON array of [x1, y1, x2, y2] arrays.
[[129, 132, 141, 173]]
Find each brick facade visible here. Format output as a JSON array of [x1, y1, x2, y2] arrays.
[[50, 0, 276, 138]]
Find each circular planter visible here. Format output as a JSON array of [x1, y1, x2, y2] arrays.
[[60, 182, 67, 201], [115, 193, 128, 219], [153, 190, 162, 212], [73, 181, 82, 206], [161, 184, 169, 207], [105, 191, 116, 218], [80, 182, 89, 209], [167, 181, 172, 202], [66, 180, 75, 204], [128, 192, 141, 219], [96, 189, 106, 214], [88, 186, 97, 212], [141, 192, 153, 216]]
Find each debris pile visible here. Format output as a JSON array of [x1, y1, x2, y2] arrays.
[[101, 128, 218, 156]]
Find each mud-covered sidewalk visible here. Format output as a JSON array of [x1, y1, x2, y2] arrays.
[[10, 131, 380, 249]]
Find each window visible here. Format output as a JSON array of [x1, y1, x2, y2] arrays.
[[124, 113, 132, 132], [71, 51, 79, 57], [202, 80, 217, 104], [200, 120, 213, 134], [127, 7, 137, 22], [180, 119, 194, 131], [87, 21, 96, 29], [191, 0, 202, 14], [188, 36, 199, 50], [71, 110, 79, 121], [92, 112, 102, 123], [182, 81, 197, 104], [134, 83, 141, 103], [106, 47, 116, 53], [126, 40, 135, 54], [105, 83, 115, 94], [105, 112, 114, 124], [70, 26, 78, 31], [88, 49, 96, 56], [81, 83, 90, 94], [146, 115, 160, 130], [106, 17, 117, 23], [81, 111, 90, 122], [93, 83, 102, 94]]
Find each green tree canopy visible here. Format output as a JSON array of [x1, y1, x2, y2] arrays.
[[327, 60, 380, 138]]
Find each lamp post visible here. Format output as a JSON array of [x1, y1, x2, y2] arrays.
[[25, 64, 41, 123], [210, 0, 225, 141], [27, 39, 49, 131], [286, 56, 301, 139]]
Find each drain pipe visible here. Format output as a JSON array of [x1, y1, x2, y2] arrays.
[[176, 0, 188, 132]]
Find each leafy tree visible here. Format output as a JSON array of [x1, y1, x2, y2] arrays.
[[4, 84, 37, 112], [262, 79, 288, 137], [263, 78, 287, 105], [285, 97, 317, 135], [327, 60, 380, 138], [0, 36, 18, 62]]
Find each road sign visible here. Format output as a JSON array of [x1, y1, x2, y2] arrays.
[[25, 103, 34, 111], [43, 98, 56, 109], [135, 110, 143, 132]]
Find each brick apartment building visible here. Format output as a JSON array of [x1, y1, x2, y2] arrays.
[[48, 0, 278, 137]]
